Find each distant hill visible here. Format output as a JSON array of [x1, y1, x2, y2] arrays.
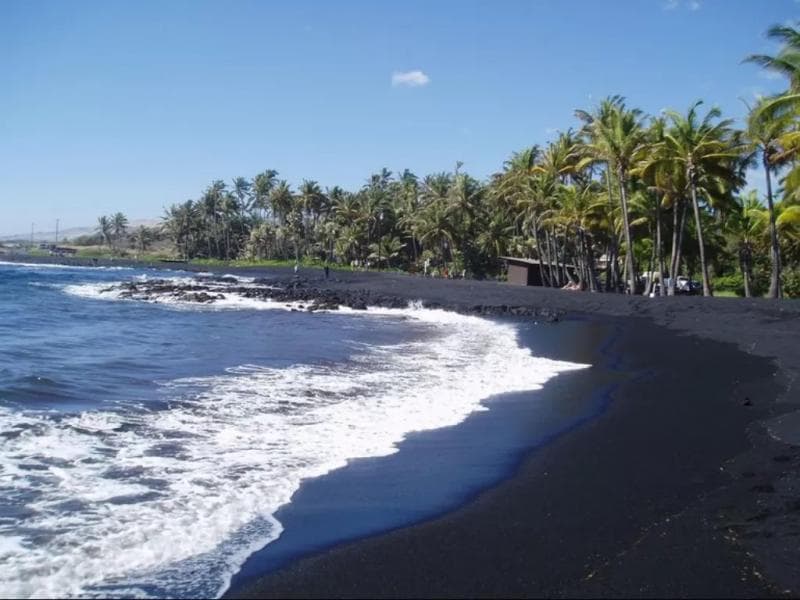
[[0, 219, 160, 242]]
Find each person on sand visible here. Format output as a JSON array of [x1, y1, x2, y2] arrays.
[[294, 262, 299, 275], [324, 264, 330, 280]]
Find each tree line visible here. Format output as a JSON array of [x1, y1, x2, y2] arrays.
[[140, 24, 800, 298]]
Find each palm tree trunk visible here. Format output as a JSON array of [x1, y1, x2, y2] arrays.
[[764, 160, 783, 299], [740, 248, 752, 298], [584, 231, 599, 292], [532, 217, 549, 287], [577, 231, 588, 290], [617, 169, 637, 294], [688, 174, 712, 297], [644, 223, 656, 296], [605, 168, 622, 292], [656, 195, 665, 297], [578, 229, 595, 291], [668, 199, 685, 296], [559, 230, 570, 285], [214, 215, 222, 259], [544, 229, 556, 286], [572, 230, 585, 290], [553, 235, 561, 286]]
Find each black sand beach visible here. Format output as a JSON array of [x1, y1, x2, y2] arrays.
[[224, 312, 795, 598], [6, 256, 800, 597]]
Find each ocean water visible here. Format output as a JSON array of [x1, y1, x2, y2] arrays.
[[0, 261, 588, 598]]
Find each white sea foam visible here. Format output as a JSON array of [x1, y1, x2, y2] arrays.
[[0, 286, 589, 598], [0, 260, 134, 271], [63, 279, 294, 313]]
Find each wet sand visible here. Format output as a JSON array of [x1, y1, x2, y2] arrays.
[[6, 256, 800, 596]]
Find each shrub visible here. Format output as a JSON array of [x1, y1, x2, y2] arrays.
[[714, 272, 744, 296], [783, 268, 800, 299]]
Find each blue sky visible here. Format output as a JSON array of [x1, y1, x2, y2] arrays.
[[0, 0, 796, 236]]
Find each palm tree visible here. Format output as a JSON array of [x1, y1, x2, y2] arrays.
[[368, 235, 405, 269], [96, 215, 113, 248], [447, 172, 484, 268], [200, 180, 226, 258], [220, 191, 240, 259], [494, 147, 554, 284], [744, 97, 795, 297], [726, 191, 762, 297], [659, 102, 743, 296], [635, 117, 681, 296], [132, 225, 151, 254], [417, 196, 454, 265], [553, 183, 602, 291], [752, 200, 800, 260], [269, 181, 294, 225], [232, 177, 252, 212], [252, 170, 278, 221], [395, 169, 421, 263], [577, 97, 647, 294], [744, 23, 800, 92], [112, 212, 128, 248], [162, 200, 198, 259]]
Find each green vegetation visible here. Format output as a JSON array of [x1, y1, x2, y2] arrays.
[[97, 24, 800, 298]]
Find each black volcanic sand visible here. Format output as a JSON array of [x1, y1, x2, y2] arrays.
[[5, 256, 800, 596], [226, 318, 620, 593], [225, 317, 793, 598]]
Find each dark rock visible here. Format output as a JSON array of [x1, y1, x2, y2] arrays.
[[348, 299, 368, 310], [751, 483, 776, 493]]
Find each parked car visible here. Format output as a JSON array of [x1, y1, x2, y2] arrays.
[[664, 276, 701, 295]]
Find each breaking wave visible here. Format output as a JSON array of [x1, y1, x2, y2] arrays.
[[0, 283, 588, 598]]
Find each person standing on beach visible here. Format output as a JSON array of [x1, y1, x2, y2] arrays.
[[294, 262, 299, 275], [324, 264, 330, 280]]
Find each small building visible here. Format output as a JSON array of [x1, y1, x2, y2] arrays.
[[502, 257, 548, 286], [501, 256, 577, 287]]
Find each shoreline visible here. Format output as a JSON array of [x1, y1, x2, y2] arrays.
[[5, 255, 800, 596], [226, 317, 621, 595], [229, 315, 792, 598]]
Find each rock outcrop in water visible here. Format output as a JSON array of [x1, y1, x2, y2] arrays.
[[98, 276, 562, 322]]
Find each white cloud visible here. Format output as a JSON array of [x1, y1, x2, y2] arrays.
[[391, 70, 430, 87], [662, 0, 701, 10]]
